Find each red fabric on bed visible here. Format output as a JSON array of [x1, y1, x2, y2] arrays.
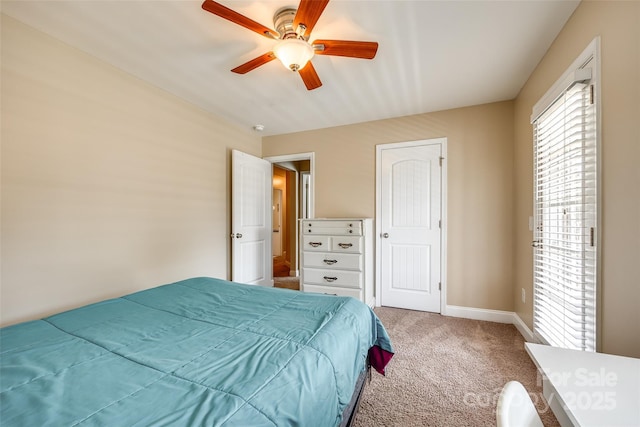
[[368, 346, 394, 375]]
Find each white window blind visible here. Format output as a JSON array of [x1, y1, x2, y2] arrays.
[[532, 57, 598, 352]]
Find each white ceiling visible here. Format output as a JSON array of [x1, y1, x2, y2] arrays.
[[2, 0, 579, 136]]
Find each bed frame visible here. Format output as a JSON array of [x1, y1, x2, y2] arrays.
[[340, 365, 370, 427]]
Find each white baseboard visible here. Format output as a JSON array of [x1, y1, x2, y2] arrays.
[[445, 305, 539, 343], [445, 305, 515, 324], [512, 313, 539, 343]]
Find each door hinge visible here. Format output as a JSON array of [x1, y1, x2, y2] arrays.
[[439, 156, 444, 167], [438, 282, 442, 291], [438, 219, 442, 229], [590, 84, 594, 105]]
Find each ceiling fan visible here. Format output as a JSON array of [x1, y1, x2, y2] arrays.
[[201, 0, 379, 90]]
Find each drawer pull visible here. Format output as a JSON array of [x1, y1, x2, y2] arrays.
[[338, 243, 353, 249], [308, 242, 323, 247], [323, 276, 338, 282], [323, 259, 338, 265]]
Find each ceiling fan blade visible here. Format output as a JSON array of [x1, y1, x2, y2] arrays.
[[231, 52, 276, 74], [293, 0, 330, 38], [312, 40, 379, 59], [202, 0, 278, 39], [299, 62, 322, 90]]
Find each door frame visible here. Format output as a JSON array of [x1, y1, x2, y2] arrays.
[[264, 152, 315, 277], [264, 152, 315, 219], [375, 138, 448, 313]]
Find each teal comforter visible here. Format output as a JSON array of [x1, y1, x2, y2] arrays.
[[1, 277, 393, 426]]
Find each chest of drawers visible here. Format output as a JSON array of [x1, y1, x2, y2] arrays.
[[300, 218, 374, 307]]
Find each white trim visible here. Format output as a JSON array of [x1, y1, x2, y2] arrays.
[[264, 152, 315, 280], [440, 142, 448, 314], [445, 305, 514, 324], [444, 306, 540, 343], [374, 138, 447, 312], [513, 313, 539, 343], [530, 36, 601, 352], [264, 152, 315, 219], [594, 36, 603, 353], [531, 37, 599, 122], [531, 68, 592, 123], [375, 146, 382, 308]]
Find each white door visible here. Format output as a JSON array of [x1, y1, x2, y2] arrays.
[[377, 139, 445, 312], [231, 150, 272, 286]]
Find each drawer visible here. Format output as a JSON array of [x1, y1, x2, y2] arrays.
[[303, 268, 362, 288], [303, 284, 363, 300], [302, 220, 362, 236], [302, 235, 330, 251], [303, 252, 362, 270], [330, 236, 363, 253]]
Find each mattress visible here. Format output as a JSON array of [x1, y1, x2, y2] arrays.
[[1, 277, 393, 426]]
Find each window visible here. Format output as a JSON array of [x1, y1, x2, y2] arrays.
[[531, 39, 599, 352]]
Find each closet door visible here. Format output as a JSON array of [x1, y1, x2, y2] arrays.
[[377, 139, 444, 313]]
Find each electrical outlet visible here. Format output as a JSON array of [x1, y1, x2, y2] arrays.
[[521, 288, 526, 303]]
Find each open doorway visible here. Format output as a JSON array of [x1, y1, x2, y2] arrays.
[[265, 153, 314, 290]]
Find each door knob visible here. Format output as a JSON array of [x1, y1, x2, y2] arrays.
[[382, 233, 389, 238], [231, 233, 243, 239]]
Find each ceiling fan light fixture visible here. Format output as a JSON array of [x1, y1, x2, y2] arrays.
[[273, 38, 314, 72]]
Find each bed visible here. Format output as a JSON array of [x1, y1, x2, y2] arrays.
[[0, 277, 393, 426]]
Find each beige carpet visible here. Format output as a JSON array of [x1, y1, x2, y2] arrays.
[[354, 307, 560, 426], [273, 276, 300, 291]]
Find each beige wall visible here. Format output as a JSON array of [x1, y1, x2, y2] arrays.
[[3, 1, 637, 358], [264, 101, 516, 311], [514, 1, 639, 357], [1, 15, 261, 326]]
